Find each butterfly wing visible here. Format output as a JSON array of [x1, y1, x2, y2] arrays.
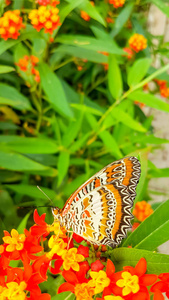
[[60, 156, 141, 247], [65, 180, 133, 247]]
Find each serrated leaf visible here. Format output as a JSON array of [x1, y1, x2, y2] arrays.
[[129, 91, 169, 112], [39, 63, 73, 119], [108, 55, 123, 99], [127, 58, 152, 87], [123, 199, 169, 251]]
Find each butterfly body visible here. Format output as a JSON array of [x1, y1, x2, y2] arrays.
[[52, 156, 141, 247]]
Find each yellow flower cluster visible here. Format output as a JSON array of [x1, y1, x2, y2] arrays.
[[109, 0, 126, 8], [0, 10, 25, 40], [129, 33, 147, 52], [29, 5, 60, 34]]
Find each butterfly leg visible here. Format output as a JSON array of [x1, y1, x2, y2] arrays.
[[67, 230, 73, 249]]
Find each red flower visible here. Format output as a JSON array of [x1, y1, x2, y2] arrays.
[[31, 209, 49, 237], [91, 260, 104, 272], [58, 262, 90, 294], [111, 258, 157, 300], [77, 245, 89, 258], [151, 273, 169, 300]]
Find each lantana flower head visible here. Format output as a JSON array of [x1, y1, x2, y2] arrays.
[[37, 0, 60, 6], [16, 55, 40, 84], [133, 201, 153, 222], [0, 10, 25, 40], [129, 33, 147, 52], [109, 0, 126, 8], [29, 6, 61, 34]]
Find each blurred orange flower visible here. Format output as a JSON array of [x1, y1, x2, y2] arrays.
[[29, 6, 61, 34], [123, 47, 134, 60], [0, 10, 25, 40], [129, 33, 147, 52], [16, 55, 40, 83], [133, 201, 153, 222], [109, 0, 126, 8], [37, 0, 60, 6], [81, 11, 91, 21]]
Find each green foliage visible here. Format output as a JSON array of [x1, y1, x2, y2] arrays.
[[0, 0, 169, 286]]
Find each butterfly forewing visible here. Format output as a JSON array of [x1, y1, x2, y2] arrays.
[[56, 156, 141, 247]]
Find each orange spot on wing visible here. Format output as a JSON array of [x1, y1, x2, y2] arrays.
[[122, 158, 133, 186], [95, 178, 101, 188]]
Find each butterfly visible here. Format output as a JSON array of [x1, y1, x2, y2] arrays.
[[52, 156, 141, 248]]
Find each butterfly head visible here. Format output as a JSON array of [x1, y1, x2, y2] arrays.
[[51, 207, 62, 220]]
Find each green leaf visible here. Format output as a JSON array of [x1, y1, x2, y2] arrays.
[[0, 84, 32, 111], [0, 150, 56, 172], [149, 167, 169, 178], [51, 292, 75, 300], [111, 107, 146, 132], [0, 135, 59, 154], [79, 1, 106, 26], [57, 151, 70, 186], [17, 212, 31, 234], [71, 104, 102, 116], [54, 45, 108, 63], [108, 55, 123, 100], [150, 0, 169, 17], [56, 35, 124, 55], [0, 65, 15, 74], [6, 184, 56, 200], [111, 248, 169, 273], [128, 91, 169, 112], [99, 130, 122, 158], [123, 199, 169, 251], [134, 149, 148, 203], [127, 58, 152, 87], [111, 3, 134, 37], [60, 0, 85, 23], [62, 113, 84, 148], [39, 63, 73, 119]]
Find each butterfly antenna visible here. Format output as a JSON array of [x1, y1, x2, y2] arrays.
[[37, 186, 55, 206]]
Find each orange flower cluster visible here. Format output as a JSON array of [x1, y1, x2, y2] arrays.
[[0, 209, 166, 300], [16, 55, 40, 84], [80, 1, 94, 21], [0, 10, 25, 40], [109, 0, 126, 8], [123, 47, 134, 60], [129, 33, 147, 52], [133, 201, 153, 222], [37, 0, 60, 6], [29, 6, 60, 34], [155, 79, 169, 98]]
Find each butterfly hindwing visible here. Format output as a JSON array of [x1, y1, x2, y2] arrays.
[[59, 156, 141, 247]]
